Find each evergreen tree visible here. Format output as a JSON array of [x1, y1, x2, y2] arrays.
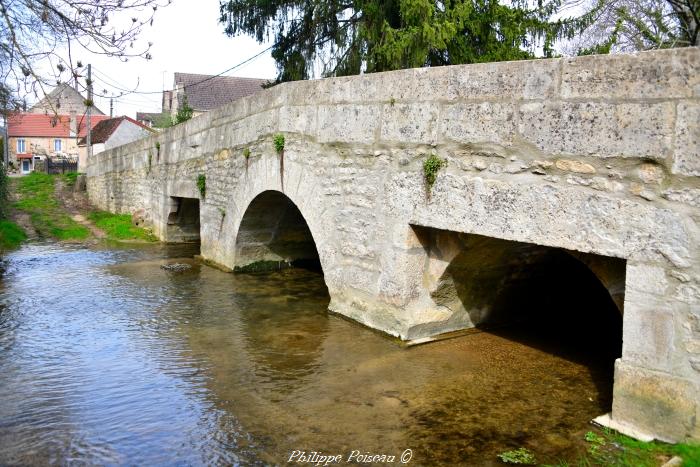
[[219, 0, 576, 82]]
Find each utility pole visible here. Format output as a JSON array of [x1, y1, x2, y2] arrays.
[[86, 64, 93, 163], [109, 97, 113, 117]]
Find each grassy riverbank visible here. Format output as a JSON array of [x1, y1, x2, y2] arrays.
[[13, 172, 89, 240], [88, 211, 157, 241], [0, 220, 26, 250], [547, 429, 700, 466], [0, 163, 26, 250], [4, 172, 156, 247]]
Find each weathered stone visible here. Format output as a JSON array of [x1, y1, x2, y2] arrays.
[[613, 361, 697, 442], [561, 48, 699, 99], [317, 104, 380, 143], [556, 159, 596, 174], [638, 163, 665, 184], [672, 102, 700, 176], [662, 188, 700, 208], [279, 105, 317, 136], [160, 263, 192, 272], [441, 103, 516, 144], [380, 103, 440, 144], [519, 102, 675, 159]]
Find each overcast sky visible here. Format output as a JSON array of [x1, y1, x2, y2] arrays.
[[82, 0, 277, 118]]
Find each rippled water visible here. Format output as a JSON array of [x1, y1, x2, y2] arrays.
[[0, 244, 617, 465]]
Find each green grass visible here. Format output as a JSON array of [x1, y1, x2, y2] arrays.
[[0, 220, 27, 250], [88, 211, 157, 241], [12, 173, 89, 240], [62, 172, 80, 187], [553, 429, 700, 467]]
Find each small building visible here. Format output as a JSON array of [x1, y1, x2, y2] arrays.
[[161, 73, 267, 118], [78, 116, 155, 161], [7, 112, 109, 174]]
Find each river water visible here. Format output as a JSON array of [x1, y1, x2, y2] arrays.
[[0, 243, 617, 465]]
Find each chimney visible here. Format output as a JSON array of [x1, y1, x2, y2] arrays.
[[69, 110, 77, 137]]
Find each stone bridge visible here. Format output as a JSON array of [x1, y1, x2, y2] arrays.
[[88, 48, 700, 443]]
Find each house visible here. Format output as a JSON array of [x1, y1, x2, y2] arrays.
[[78, 116, 155, 160], [7, 112, 109, 174], [161, 73, 267, 118], [30, 83, 106, 116]]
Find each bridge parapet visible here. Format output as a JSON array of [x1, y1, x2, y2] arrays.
[[88, 48, 699, 442]]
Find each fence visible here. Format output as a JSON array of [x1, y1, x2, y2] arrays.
[[41, 157, 78, 174]]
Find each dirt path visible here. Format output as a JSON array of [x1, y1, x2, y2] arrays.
[[53, 178, 107, 239]]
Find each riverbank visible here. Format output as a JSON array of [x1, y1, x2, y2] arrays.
[[0, 172, 156, 251]]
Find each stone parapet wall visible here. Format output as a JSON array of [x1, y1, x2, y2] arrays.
[[88, 48, 699, 442]]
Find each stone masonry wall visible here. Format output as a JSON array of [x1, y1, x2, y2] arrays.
[[88, 48, 699, 442]]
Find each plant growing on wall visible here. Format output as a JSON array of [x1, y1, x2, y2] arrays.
[[273, 134, 286, 190], [155, 141, 161, 161], [147, 151, 153, 173], [423, 153, 446, 191], [196, 174, 206, 199], [273, 134, 285, 154], [175, 96, 194, 124]]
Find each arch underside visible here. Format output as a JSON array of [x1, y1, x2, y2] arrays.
[[234, 190, 321, 273], [412, 226, 626, 328]]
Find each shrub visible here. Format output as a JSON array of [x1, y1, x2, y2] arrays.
[[0, 161, 8, 219]]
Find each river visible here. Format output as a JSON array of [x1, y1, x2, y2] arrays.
[[0, 243, 617, 465]]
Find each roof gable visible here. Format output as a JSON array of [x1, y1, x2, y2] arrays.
[[29, 83, 105, 115], [77, 116, 155, 145]]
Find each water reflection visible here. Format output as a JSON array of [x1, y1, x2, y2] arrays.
[[0, 243, 616, 465], [238, 269, 330, 387]]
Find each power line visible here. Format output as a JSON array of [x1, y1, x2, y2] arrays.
[[84, 44, 274, 99]]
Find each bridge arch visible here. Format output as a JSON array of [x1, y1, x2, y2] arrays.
[[233, 190, 324, 274]]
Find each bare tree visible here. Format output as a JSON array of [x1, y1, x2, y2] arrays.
[[561, 0, 698, 55], [0, 0, 172, 113]]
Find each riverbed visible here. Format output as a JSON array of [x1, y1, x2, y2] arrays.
[[0, 243, 616, 465]]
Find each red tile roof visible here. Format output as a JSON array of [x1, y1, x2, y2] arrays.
[[77, 116, 155, 145], [7, 113, 110, 138]]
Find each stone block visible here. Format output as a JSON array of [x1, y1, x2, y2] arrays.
[[622, 302, 674, 370], [518, 101, 675, 159], [230, 109, 279, 145], [380, 103, 440, 144], [279, 105, 317, 136], [317, 104, 380, 143], [613, 360, 698, 442], [441, 102, 516, 144], [672, 102, 700, 176], [561, 48, 699, 99], [555, 159, 596, 174], [447, 58, 560, 100], [378, 248, 426, 306], [626, 264, 669, 296]]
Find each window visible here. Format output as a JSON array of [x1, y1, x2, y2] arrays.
[[16, 138, 25, 153], [54, 139, 62, 152]]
